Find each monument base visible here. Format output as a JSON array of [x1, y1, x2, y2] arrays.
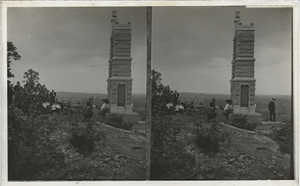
[[244, 113, 263, 124], [109, 111, 140, 124]]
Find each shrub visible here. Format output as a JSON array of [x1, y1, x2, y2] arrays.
[[8, 109, 65, 180], [69, 120, 106, 157], [194, 121, 228, 156], [105, 113, 133, 130], [151, 115, 196, 179], [267, 120, 292, 154], [229, 114, 257, 131]]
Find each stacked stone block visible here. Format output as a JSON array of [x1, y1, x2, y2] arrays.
[[107, 11, 133, 113], [230, 12, 256, 114]]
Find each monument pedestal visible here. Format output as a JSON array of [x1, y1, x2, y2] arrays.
[[122, 112, 140, 124], [244, 112, 262, 124], [107, 112, 140, 124]]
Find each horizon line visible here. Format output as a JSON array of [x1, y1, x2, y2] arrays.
[[56, 90, 147, 95], [56, 90, 291, 97]]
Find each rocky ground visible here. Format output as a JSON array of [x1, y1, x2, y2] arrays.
[[171, 114, 291, 180], [47, 108, 146, 180], [49, 108, 290, 180]]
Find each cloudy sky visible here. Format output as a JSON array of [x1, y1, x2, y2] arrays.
[[7, 6, 292, 96], [152, 7, 292, 95], [7, 7, 147, 94]]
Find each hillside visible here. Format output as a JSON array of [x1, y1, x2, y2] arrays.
[[151, 112, 291, 180], [8, 106, 146, 180]]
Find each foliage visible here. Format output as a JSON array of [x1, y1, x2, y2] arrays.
[[7, 41, 21, 78], [8, 109, 65, 180], [7, 48, 142, 180], [194, 121, 228, 156], [151, 69, 197, 179], [228, 114, 257, 131], [8, 107, 115, 180], [69, 120, 106, 156], [23, 69, 40, 88], [151, 114, 196, 179], [267, 120, 292, 154], [105, 113, 133, 130], [151, 69, 179, 115], [12, 69, 50, 114]]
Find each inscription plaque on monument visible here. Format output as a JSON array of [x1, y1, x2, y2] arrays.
[[117, 84, 126, 106], [240, 85, 249, 107]]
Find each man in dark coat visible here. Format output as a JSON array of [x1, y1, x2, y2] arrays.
[[209, 97, 216, 109], [50, 89, 56, 104], [86, 98, 93, 110], [268, 97, 276, 122]]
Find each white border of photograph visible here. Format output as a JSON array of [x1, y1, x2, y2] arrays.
[[1, 1, 299, 186]]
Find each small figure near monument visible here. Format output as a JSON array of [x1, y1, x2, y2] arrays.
[[100, 99, 110, 120], [268, 97, 276, 122], [173, 90, 179, 105], [209, 97, 216, 109], [86, 98, 93, 110], [50, 89, 57, 104], [223, 99, 233, 119]]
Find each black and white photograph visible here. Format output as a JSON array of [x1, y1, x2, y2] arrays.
[[6, 7, 147, 180], [150, 6, 294, 180], [1, 1, 299, 186]]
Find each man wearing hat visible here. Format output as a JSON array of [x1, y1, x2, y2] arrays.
[[99, 99, 110, 120], [268, 97, 276, 122], [86, 97, 93, 110], [209, 97, 216, 109]]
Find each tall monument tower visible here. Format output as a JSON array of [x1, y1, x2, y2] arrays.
[[230, 11, 262, 123], [107, 11, 139, 122]]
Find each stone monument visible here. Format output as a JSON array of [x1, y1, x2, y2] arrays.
[[107, 10, 139, 123], [230, 11, 262, 124]]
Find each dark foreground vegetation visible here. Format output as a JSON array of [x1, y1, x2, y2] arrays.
[[8, 76, 145, 180], [7, 42, 145, 180], [150, 70, 292, 180]]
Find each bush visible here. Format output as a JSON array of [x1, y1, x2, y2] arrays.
[[229, 114, 257, 131], [105, 113, 133, 130], [267, 120, 292, 154], [194, 121, 228, 156], [151, 115, 196, 179], [69, 119, 106, 156], [8, 109, 65, 180]]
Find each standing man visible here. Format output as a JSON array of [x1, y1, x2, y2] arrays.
[[209, 97, 216, 109], [50, 89, 57, 104], [173, 90, 179, 105], [268, 97, 276, 122], [100, 99, 110, 120], [86, 98, 93, 110]]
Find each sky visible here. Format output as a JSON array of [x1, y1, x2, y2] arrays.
[[7, 7, 293, 96], [152, 7, 292, 96], [7, 7, 147, 94]]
